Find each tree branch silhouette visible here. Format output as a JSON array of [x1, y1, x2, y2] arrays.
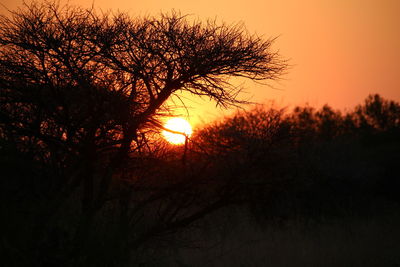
[[0, 1, 287, 264]]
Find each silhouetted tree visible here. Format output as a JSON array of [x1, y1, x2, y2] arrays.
[[194, 105, 289, 156], [0, 1, 286, 265], [315, 105, 343, 139], [354, 94, 400, 132]]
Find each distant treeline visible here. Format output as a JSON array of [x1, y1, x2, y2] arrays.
[[196, 94, 400, 149], [191, 93, 400, 222]]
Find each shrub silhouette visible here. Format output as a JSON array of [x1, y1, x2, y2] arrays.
[[191, 94, 400, 223]]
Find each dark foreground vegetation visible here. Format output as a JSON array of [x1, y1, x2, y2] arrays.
[[1, 2, 399, 266], [2, 93, 400, 266]]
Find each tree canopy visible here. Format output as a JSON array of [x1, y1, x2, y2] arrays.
[[0, 0, 286, 163], [0, 2, 287, 265]]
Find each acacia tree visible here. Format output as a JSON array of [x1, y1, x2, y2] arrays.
[[0, 1, 286, 264]]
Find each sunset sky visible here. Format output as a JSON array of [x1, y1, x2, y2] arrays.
[[1, 0, 399, 126]]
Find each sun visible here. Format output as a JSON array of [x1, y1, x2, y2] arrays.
[[162, 118, 193, 145]]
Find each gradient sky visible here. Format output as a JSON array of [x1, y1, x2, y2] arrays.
[[1, 0, 399, 126]]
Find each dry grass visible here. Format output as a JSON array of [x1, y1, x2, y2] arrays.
[[148, 204, 400, 267]]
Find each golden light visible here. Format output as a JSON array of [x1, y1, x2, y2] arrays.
[[162, 118, 193, 145]]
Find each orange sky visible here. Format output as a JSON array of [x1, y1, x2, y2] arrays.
[[1, 0, 399, 126]]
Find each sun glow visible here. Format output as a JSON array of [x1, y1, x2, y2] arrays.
[[162, 118, 193, 145]]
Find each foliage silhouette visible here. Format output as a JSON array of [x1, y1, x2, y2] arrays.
[[0, 1, 286, 265], [190, 94, 400, 224]]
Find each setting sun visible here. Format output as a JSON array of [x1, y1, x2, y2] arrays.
[[162, 118, 193, 145]]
